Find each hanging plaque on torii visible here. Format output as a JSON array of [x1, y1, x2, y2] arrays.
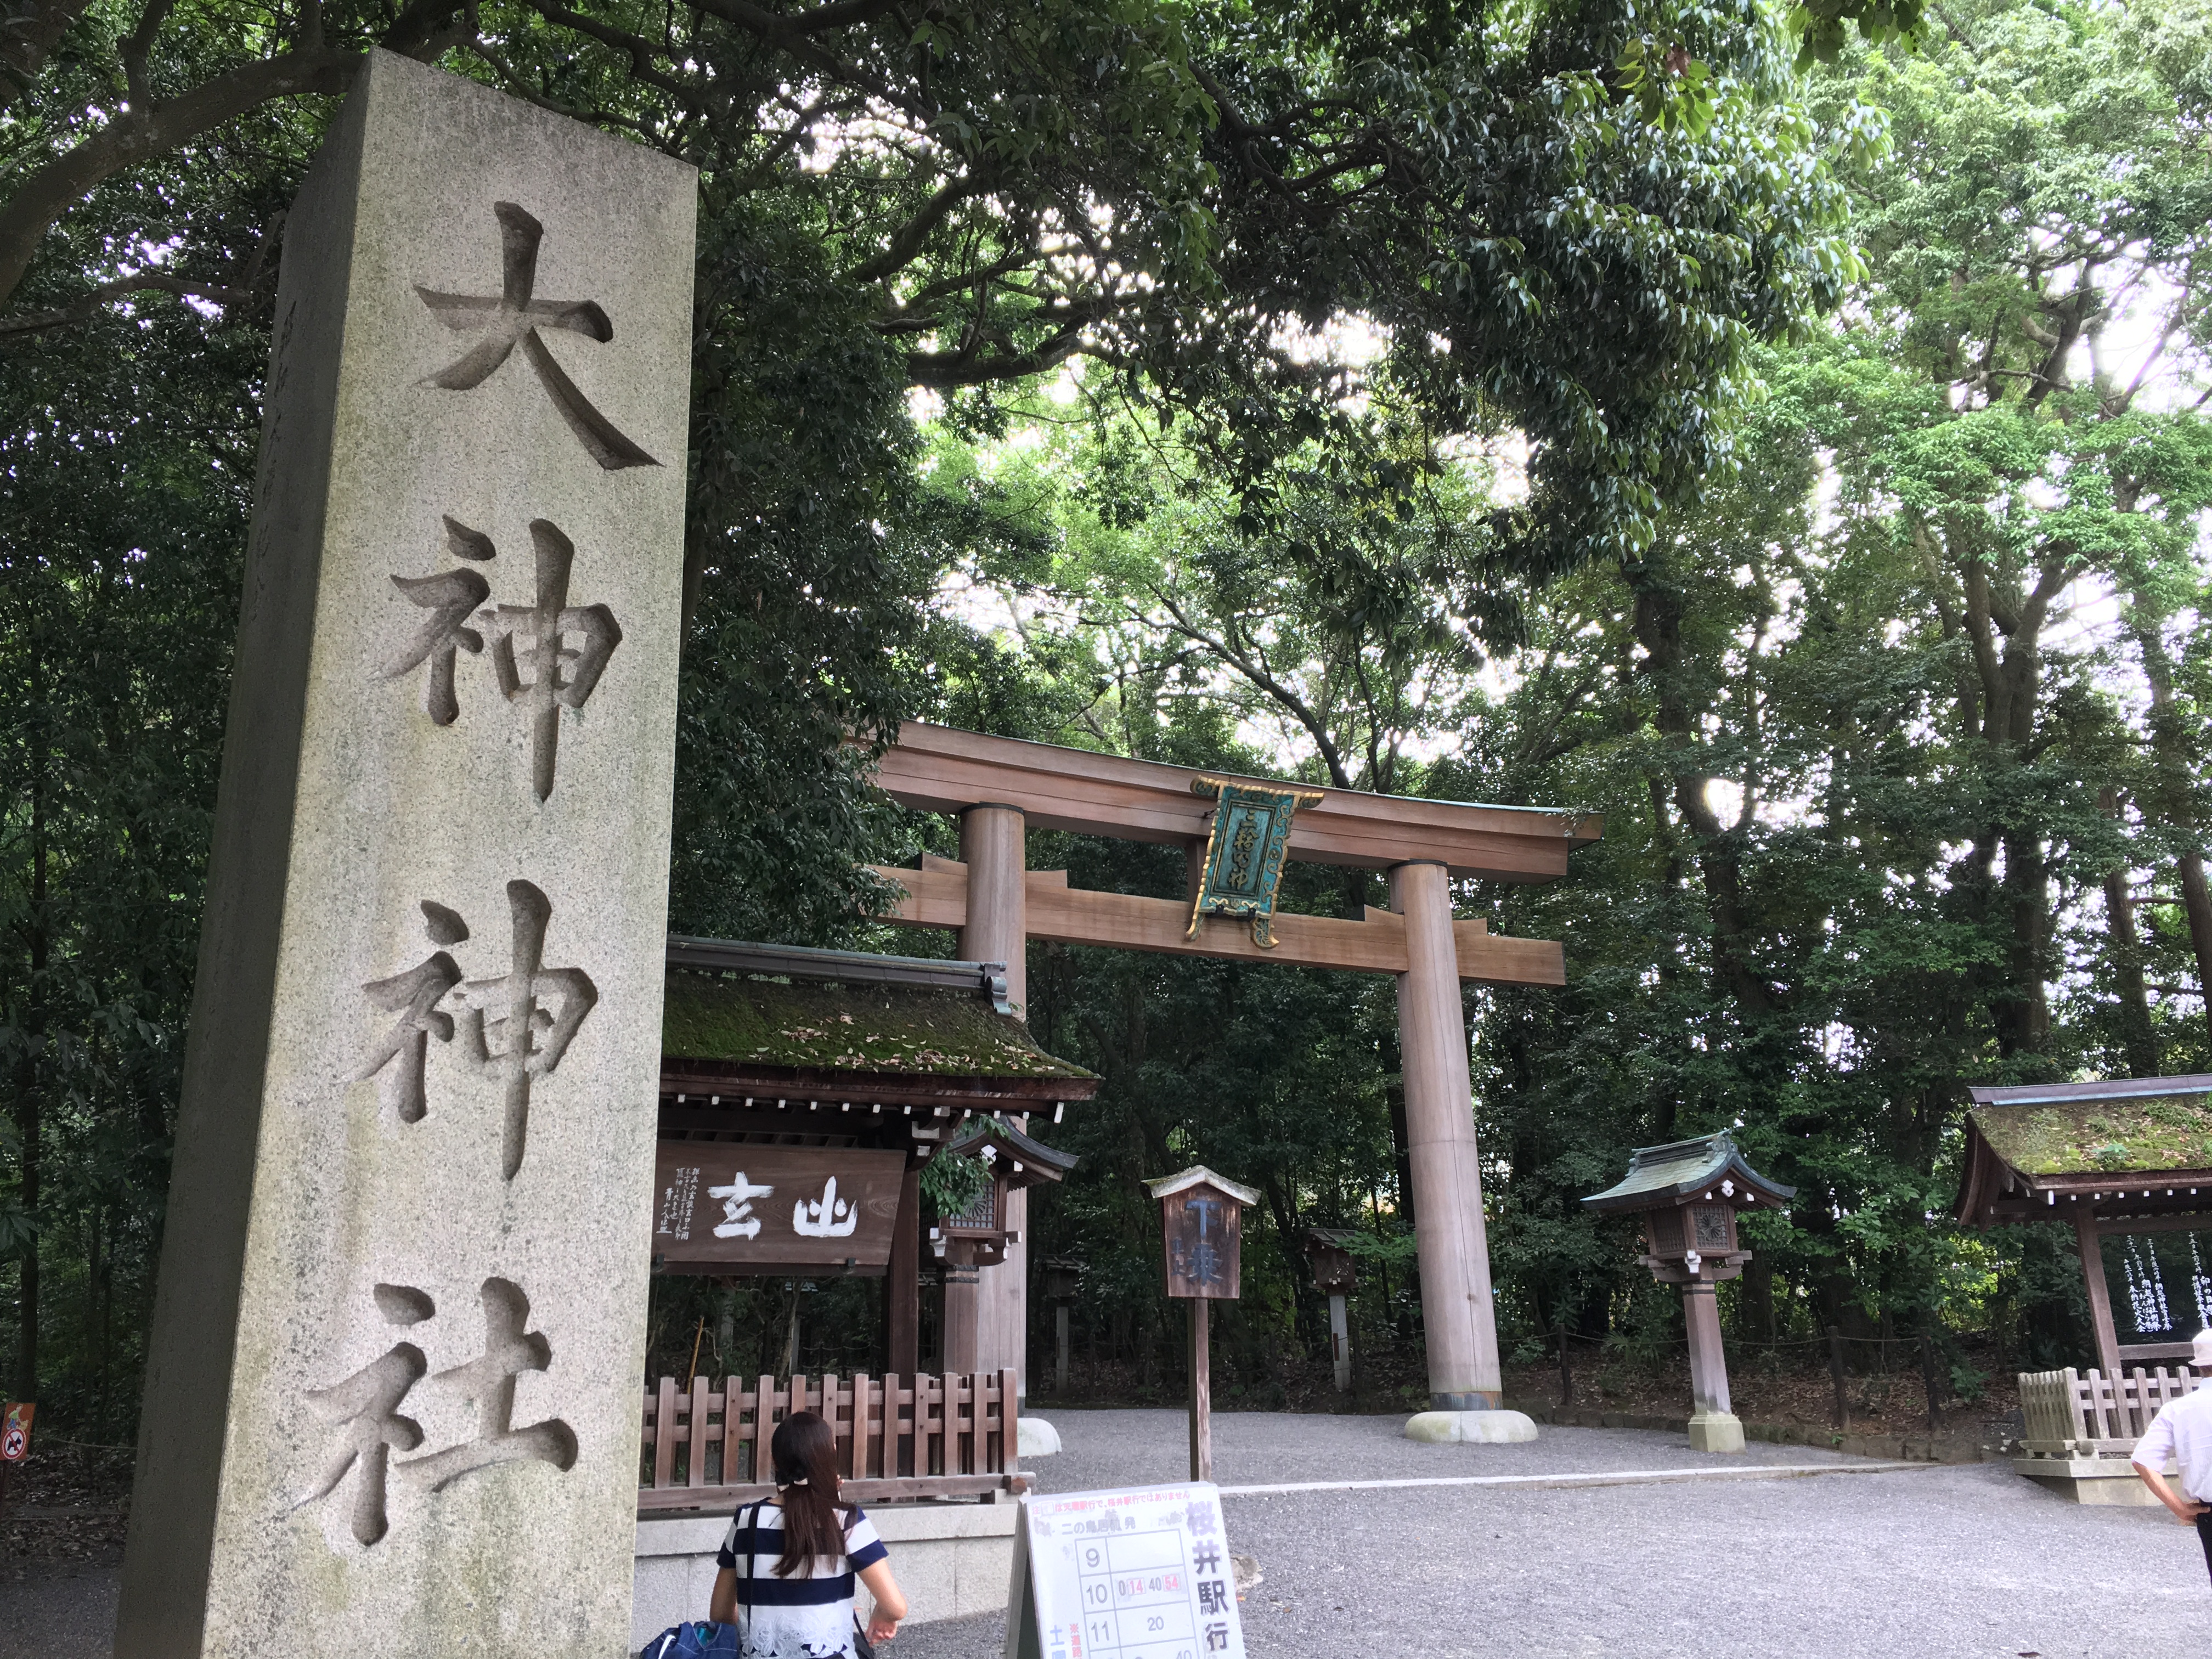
[[1185, 776, 1324, 949]]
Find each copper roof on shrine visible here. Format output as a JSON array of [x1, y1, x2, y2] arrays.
[[1579, 1133, 1795, 1214]]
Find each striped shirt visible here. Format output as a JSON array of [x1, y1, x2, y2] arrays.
[[715, 1498, 888, 1659]]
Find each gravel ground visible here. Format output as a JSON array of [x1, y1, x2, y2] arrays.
[[892, 1408, 2211, 1659], [0, 1561, 120, 1658], [1023, 1407, 1861, 1494], [9, 1410, 2204, 1658]]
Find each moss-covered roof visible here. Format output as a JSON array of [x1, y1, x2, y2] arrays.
[[1972, 1096, 2212, 1178], [662, 969, 1095, 1081]]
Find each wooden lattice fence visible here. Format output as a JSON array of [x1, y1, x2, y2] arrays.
[[638, 1369, 1023, 1513], [2018, 1366, 2203, 1458]]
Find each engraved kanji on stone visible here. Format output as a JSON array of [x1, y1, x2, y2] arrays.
[[416, 201, 659, 470], [352, 900, 471, 1123], [486, 520, 622, 801], [374, 516, 495, 723], [452, 879, 597, 1180], [294, 1283, 435, 1547], [397, 1277, 577, 1493]]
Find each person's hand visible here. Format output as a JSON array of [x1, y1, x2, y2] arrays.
[[867, 1613, 900, 1644], [2175, 1498, 2208, 1525]]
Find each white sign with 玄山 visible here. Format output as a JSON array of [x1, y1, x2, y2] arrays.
[[1003, 1483, 1247, 1659]]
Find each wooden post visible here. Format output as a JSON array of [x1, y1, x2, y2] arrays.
[[2075, 1211, 2123, 1378], [887, 1166, 922, 1377], [1329, 1293, 1351, 1392], [961, 804, 1029, 1396], [1389, 859, 1502, 1409], [1056, 1303, 1071, 1394], [1188, 1296, 1212, 1482], [1921, 1329, 1942, 1431], [942, 1246, 981, 1375], [1827, 1324, 1848, 1430], [1682, 1284, 1735, 1435], [1556, 1314, 1572, 1409]]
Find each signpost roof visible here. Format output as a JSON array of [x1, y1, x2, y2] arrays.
[[1144, 1165, 1261, 1206]]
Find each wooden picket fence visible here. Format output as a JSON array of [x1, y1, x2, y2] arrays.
[[638, 1369, 1023, 1513], [2018, 1365, 2203, 1457]]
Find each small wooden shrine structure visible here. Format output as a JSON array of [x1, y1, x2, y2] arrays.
[[1582, 1133, 1795, 1454], [933, 1114, 1080, 1373], [1956, 1074, 2212, 1378], [1301, 1227, 1362, 1391], [642, 937, 1096, 1509]]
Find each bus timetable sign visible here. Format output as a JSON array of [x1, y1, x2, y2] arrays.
[[1003, 1482, 1247, 1659]]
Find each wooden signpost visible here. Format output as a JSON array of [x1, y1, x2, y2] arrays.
[[1042, 1259, 1085, 1393], [1300, 1229, 1361, 1392], [1145, 1167, 1258, 1482]]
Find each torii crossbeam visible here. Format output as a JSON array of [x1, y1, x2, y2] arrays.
[[866, 721, 1600, 1413]]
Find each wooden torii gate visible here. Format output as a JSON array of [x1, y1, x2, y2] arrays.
[[866, 721, 1600, 1412]]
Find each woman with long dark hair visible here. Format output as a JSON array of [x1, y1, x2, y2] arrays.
[[708, 1410, 909, 1656]]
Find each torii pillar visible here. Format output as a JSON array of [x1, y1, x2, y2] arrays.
[[1392, 860, 1502, 1410], [958, 804, 1030, 1394]]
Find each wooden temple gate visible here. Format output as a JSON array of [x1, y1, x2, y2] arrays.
[[866, 721, 1598, 1411]]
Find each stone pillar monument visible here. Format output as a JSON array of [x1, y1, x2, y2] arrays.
[[115, 51, 694, 1658]]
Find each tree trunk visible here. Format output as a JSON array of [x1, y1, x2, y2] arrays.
[[1624, 563, 1775, 1016], [2131, 618, 2212, 1050], [1997, 825, 2053, 1057], [14, 667, 46, 1405], [2100, 788, 2160, 1075]]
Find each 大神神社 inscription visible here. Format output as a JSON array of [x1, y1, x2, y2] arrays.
[[116, 52, 694, 1659], [376, 515, 623, 798], [295, 1277, 574, 1547], [416, 200, 660, 470], [351, 880, 597, 1180]]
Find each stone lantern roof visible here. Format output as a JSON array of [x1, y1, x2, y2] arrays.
[[1579, 1132, 1795, 1215]]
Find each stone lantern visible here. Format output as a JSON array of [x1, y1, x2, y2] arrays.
[[1581, 1133, 1795, 1454], [1300, 1228, 1361, 1391]]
